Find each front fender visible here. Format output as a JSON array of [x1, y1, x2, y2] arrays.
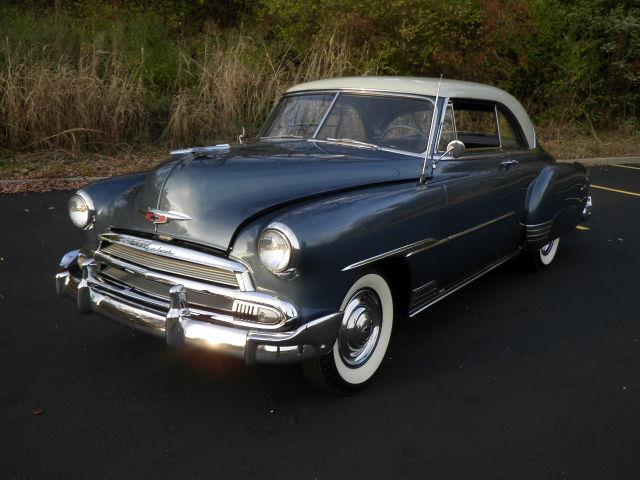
[[78, 173, 148, 249], [231, 181, 447, 322]]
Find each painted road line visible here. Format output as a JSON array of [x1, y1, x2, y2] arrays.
[[611, 164, 640, 171], [576, 225, 590, 231], [591, 184, 640, 197]]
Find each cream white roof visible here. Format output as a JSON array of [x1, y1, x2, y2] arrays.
[[287, 76, 536, 148]]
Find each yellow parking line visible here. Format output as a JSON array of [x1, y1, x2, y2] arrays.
[[612, 164, 640, 171], [576, 225, 590, 231], [591, 184, 640, 197]]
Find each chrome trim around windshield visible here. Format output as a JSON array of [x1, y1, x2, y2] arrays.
[[290, 88, 436, 102], [312, 91, 340, 138], [265, 89, 437, 158]]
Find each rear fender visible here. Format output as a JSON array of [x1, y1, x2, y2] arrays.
[[524, 162, 589, 249]]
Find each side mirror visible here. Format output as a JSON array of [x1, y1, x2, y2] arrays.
[[419, 140, 466, 184], [447, 140, 465, 159]]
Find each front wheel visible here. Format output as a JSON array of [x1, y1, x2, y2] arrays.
[[302, 273, 394, 394], [522, 237, 560, 271]]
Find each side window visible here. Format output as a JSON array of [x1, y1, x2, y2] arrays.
[[453, 103, 499, 150], [497, 109, 525, 150], [437, 103, 457, 151]]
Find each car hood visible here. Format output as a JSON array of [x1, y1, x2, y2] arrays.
[[118, 142, 420, 251]]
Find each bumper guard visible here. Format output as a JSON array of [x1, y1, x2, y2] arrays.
[[55, 250, 341, 365]]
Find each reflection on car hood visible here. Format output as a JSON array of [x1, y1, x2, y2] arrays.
[[129, 142, 420, 251]]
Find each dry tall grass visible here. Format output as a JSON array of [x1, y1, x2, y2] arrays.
[[0, 32, 376, 154], [0, 40, 148, 154], [165, 33, 375, 146]]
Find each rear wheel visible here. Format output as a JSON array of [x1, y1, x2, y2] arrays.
[[302, 273, 394, 394], [522, 237, 560, 271]]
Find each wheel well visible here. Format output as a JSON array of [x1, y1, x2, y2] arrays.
[[370, 258, 411, 317]]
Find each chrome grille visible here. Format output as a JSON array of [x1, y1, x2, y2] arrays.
[[100, 242, 239, 288]]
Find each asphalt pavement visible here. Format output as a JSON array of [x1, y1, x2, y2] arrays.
[[1, 165, 639, 479]]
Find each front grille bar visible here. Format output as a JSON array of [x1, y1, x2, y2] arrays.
[[92, 248, 299, 329], [98, 232, 254, 291]]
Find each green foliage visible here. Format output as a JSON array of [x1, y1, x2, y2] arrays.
[[259, 0, 486, 74], [260, 0, 640, 124], [0, 0, 638, 153]]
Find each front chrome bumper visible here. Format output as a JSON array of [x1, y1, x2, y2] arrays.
[[55, 250, 341, 365]]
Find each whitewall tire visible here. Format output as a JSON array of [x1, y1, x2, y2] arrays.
[[538, 238, 559, 266], [302, 273, 394, 393], [522, 237, 560, 271]]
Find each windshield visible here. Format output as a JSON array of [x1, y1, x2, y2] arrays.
[[261, 94, 335, 139], [261, 92, 434, 154]]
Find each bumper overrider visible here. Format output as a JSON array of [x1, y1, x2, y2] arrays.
[[55, 249, 342, 365]]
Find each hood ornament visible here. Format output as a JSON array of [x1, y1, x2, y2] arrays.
[[142, 208, 192, 225], [169, 144, 230, 156]]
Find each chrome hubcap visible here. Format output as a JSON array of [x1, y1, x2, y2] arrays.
[[338, 289, 382, 368], [541, 239, 555, 256]]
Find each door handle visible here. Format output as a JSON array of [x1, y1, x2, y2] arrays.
[[498, 159, 518, 169]]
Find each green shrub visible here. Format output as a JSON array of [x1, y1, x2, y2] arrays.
[[0, 0, 638, 153]]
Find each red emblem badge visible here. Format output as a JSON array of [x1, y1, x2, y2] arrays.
[[144, 211, 168, 224]]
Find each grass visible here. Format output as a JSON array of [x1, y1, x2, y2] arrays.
[[0, 41, 149, 153], [0, 23, 371, 155], [1, 128, 638, 194], [0, 6, 638, 193], [537, 125, 640, 160]]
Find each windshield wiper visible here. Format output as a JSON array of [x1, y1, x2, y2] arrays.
[[260, 134, 305, 141], [316, 138, 380, 150]]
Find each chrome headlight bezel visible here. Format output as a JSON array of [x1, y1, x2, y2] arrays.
[[68, 190, 95, 230], [258, 222, 300, 275]]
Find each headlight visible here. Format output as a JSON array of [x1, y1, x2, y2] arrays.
[[68, 191, 95, 229], [258, 223, 299, 274]]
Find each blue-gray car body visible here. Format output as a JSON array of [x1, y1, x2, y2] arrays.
[[55, 77, 591, 372]]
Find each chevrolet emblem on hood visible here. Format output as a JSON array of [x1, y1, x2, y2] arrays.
[[142, 208, 192, 225]]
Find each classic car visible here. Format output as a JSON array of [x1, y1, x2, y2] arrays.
[[56, 77, 592, 393]]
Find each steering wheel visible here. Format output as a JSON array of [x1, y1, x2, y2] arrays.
[[379, 125, 428, 146]]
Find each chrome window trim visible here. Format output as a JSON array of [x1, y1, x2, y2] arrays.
[[312, 91, 340, 138], [269, 89, 437, 158], [291, 88, 437, 102], [436, 98, 522, 156], [434, 100, 457, 154], [494, 103, 530, 152], [494, 104, 503, 150]]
